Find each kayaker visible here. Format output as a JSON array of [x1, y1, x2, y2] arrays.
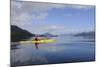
[[34, 35, 39, 41], [34, 35, 39, 49]]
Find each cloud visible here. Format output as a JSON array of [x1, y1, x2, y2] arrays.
[[11, 1, 66, 33], [67, 5, 94, 10], [32, 12, 48, 20], [24, 24, 65, 34], [11, 1, 94, 34], [11, 1, 66, 20]]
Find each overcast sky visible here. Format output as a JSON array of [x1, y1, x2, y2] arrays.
[[11, 0, 95, 34]]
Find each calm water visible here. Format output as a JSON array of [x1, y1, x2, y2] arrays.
[[11, 35, 95, 66]]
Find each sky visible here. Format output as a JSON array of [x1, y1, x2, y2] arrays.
[[11, 0, 95, 34]]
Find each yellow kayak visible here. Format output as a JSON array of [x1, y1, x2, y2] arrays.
[[19, 39, 56, 44]]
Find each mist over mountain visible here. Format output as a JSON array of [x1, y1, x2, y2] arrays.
[[73, 31, 95, 39]]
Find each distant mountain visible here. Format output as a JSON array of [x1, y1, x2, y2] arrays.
[[40, 33, 58, 37], [11, 25, 34, 42], [74, 31, 95, 39]]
